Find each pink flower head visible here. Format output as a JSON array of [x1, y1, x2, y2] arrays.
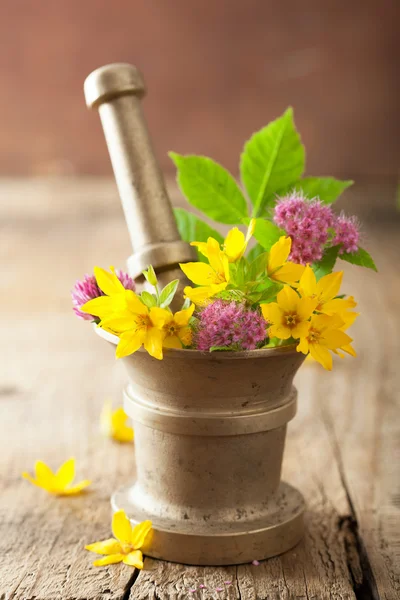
[[195, 300, 267, 352], [332, 213, 360, 254], [274, 193, 334, 264], [71, 270, 135, 320]]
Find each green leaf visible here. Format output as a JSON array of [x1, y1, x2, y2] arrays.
[[170, 153, 248, 224], [240, 108, 305, 217], [294, 177, 353, 204], [210, 346, 235, 352], [313, 246, 340, 280], [159, 279, 179, 308], [248, 252, 268, 280], [180, 297, 192, 311], [258, 283, 281, 303], [252, 219, 283, 251], [246, 243, 264, 262], [339, 247, 377, 271], [174, 208, 223, 262], [140, 291, 157, 308]]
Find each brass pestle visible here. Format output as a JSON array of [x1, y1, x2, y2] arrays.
[[84, 63, 195, 302]]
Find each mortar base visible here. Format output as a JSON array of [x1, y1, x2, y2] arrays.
[[111, 481, 305, 565]]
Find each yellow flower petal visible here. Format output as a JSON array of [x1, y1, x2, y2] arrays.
[[163, 334, 183, 349], [179, 262, 216, 286], [61, 479, 92, 495], [126, 292, 149, 315], [99, 314, 139, 333], [291, 321, 310, 339], [224, 227, 246, 262], [35, 460, 55, 486], [268, 236, 291, 272], [317, 271, 343, 303], [178, 325, 192, 346], [322, 298, 358, 316], [261, 302, 282, 325], [276, 286, 300, 311], [296, 337, 309, 355], [143, 327, 165, 360], [270, 324, 292, 340], [309, 343, 333, 370], [173, 303, 195, 327], [116, 330, 146, 359], [112, 510, 132, 544], [123, 550, 144, 569], [111, 407, 134, 443], [21, 472, 42, 488], [94, 266, 125, 296], [298, 264, 316, 297], [340, 343, 357, 357], [271, 262, 305, 284], [323, 329, 353, 350], [93, 554, 125, 567], [81, 296, 123, 319], [149, 307, 172, 329], [190, 241, 209, 259], [55, 458, 75, 488], [184, 286, 213, 305], [296, 297, 318, 322], [131, 520, 153, 549], [85, 538, 123, 555]]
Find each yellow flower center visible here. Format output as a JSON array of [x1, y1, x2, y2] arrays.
[[284, 312, 298, 328], [136, 314, 151, 329], [166, 323, 177, 335], [307, 327, 321, 343]]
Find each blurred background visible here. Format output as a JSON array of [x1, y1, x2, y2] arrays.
[[1, 0, 399, 317], [1, 0, 399, 181]]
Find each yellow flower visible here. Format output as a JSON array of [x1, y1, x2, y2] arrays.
[[192, 220, 256, 264], [267, 237, 305, 284], [296, 314, 353, 370], [100, 401, 134, 443], [180, 238, 230, 305], [85, 509, 152, 568], [298, 265, 356, 315], [22, 458, 91, 495], [160, 303, 195, 348], [81, 267, 131, 320], [261, 286, 317, 340], [333, 309, 359, 358], [99, 294, 171, 360]]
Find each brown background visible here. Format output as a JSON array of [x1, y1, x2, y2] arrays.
[[0, 0, 399, 179]]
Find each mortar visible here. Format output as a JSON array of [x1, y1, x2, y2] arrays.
[[84, 63, 306, 565]]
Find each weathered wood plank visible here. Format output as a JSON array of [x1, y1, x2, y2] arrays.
[[0, 181, 398, 599]]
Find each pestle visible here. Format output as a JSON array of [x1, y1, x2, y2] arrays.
[[84, 63, 196, 305]]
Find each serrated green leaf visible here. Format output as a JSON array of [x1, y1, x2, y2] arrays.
[[339, 247, 377, 271], [174, 208, 223, 262], [159, 279, 179, 308], [140, 291, 157, 308], [294, 177, 353, 204], [252, 219, 283, 251], [170, 153, 248, 224], [313, 246, 340, 280], [240, 108, 305, 217]]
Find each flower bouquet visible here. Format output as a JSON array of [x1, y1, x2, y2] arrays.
[[73, 107, 376, 565]]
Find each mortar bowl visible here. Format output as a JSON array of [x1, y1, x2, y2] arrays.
[[96, 327, 306, 565]]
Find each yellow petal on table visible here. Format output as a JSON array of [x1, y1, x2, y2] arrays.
[[179, 262, 216, 286], [143, 327, 165, 360], [60, 479, 92, 495], [34, 460, 56, 486], [123, 550, 144, 568], [93, 554, 125, 567], [111, 407, 134, 443], [94, 266, 125, 296], [21, 472, 43, 488], [112, 510, 133, 545], [131, 520, 153, 549], [85, 538, 123, 556], [55, 458, 75, 488], [116, 330, 146, 359]]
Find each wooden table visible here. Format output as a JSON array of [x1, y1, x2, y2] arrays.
[[1, 179, 399, 600]]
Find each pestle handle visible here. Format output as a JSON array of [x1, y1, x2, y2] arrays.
[[84, 63, 195, 281]]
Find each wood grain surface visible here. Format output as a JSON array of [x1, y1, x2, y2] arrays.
[[0, 179, 399, 599]]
